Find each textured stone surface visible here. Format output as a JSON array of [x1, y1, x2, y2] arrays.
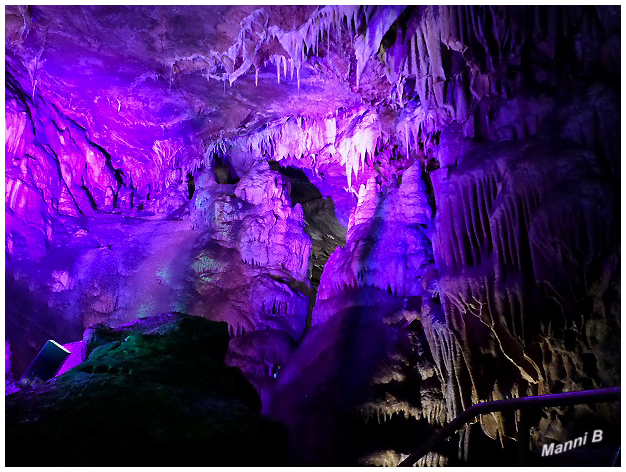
[[6, 313, 287, 466], [6, 161, 312, 387], [267, 302, 447, 466], [5, 5, 621, 466], [314, 163, 434, 324]]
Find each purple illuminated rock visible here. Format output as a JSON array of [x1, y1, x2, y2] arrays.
[[267, 303, 447, 466], [4, 5, 621, 466], [5, 341, 20, 395], [314, 163, 434, 324], [234, 161, 310, 278], [188, 161, 311, 340], [226, 328, 297, 409]]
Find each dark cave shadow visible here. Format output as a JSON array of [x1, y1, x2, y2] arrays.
[[268, 161, 322, 205], [267, 161, 347, 333], [213, 155, 240, 184]]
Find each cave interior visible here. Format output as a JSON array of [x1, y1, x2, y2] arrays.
[[4, 5, 621, 467]]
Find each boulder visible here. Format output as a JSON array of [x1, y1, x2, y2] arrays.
[[5, 313, 287, 466]]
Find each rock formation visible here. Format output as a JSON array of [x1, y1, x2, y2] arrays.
[[5, 5, 620, 467], [5, 313, 287, 466]]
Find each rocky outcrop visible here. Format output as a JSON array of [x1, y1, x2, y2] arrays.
[[4, 5, 620, 467], [189, 160, 311, 338], [426, 130, 620, 444], [267, 302, 447, 466], [5, 313, 287, 466], [314, 163, 434, 324]]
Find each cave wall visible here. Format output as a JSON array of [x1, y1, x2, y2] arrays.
[[5, 5, 621, 466]]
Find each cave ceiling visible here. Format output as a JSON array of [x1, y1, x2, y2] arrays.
[[7, 5, 371, 168]]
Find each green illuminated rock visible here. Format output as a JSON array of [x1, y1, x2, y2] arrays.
[[5, 313, 287, 466]]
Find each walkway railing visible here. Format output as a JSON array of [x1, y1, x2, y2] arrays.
[[398, 386, 621, 467]]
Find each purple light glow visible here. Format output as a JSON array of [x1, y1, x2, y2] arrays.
[[4, 5, 620, 467], [56, 341, 83, 376]]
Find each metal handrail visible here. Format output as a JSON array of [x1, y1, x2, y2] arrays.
[[398, 386, 621, 467]]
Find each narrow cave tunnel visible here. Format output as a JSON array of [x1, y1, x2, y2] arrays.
[[4, 5, 621, 467]]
